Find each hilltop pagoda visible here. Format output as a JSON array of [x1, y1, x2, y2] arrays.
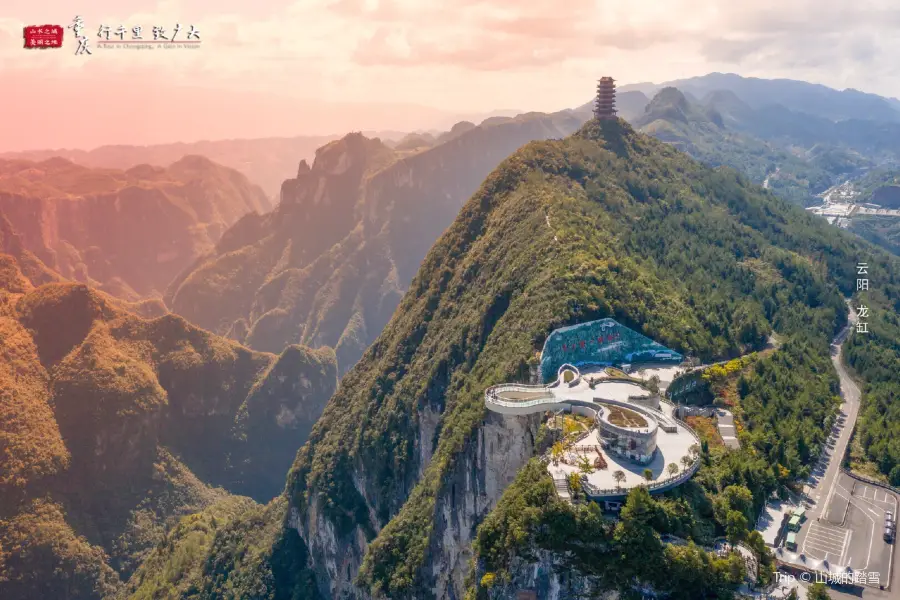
[[594, 77, 617, 120]]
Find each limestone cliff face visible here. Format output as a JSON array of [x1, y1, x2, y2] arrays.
[[483, 552, 615, 600], [167, 133, 395, 338], [168, 111, 585, 375], [424, 412, 543, 599], [0, 156, 269, 300], [289, 409, 543, 600]]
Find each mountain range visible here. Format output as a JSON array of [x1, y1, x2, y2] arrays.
[[158, 75, 900, 384], [621, 72, 900, 123], [0, 156, 271, 301], [165, 110, 586, 374], [120, 114, 900, 600], [0, 226, 337, 599], [5, 72, 900, 599]]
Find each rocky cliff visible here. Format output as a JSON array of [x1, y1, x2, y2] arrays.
[[113, 115, 892, 600], [0, 155, 270, 300], [167, 111, 585, 375], [273, 118, 860, 600]]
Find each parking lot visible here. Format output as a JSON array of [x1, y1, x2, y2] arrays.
[[797, 474, 897, 587]]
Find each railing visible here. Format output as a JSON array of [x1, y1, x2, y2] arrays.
[[840, 467, 900, 495], [486, 396, 558, 409], [484, 384, 556, 407], [580, 455, 702, 498], [557, 363, 582, 387]]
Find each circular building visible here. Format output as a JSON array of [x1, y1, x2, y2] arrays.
[[595, 402, 658, 464]]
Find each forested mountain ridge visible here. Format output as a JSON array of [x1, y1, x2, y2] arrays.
[[633, 87, 848, 206], [0, 155, 270, 301], [162, 78, 900, 383], [0, 248, 338, 599], [124, 117, 900, 600], [621, 72, 900, 123], [166, 111, 585, 374]]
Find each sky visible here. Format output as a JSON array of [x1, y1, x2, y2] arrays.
[[3, 0, 900, 151]]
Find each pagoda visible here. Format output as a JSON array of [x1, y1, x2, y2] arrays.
[[594, 77, 617, 120]]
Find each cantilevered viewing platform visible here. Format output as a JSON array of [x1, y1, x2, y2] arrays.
[[485, 319, 700, 503]]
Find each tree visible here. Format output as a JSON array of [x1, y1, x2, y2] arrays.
[[613, 470, 626, 488], [567, 471, 582, 495], [647, 374, 661, 394], [723, 551, 746, 584], [745, 530, 768, 562], [577, 454, 594, 475], [667, 462, 679, 477], [721, 485, 754, 522], [643, 468, 654, 482], [614, 487, 664, 582], [550, 441, 564, 465], [786, 589, 799, 600], [681, 454, 693, 470], [689, 443, 701, 458], [726, 510, 749, 547], [807, 582, 831, 600]]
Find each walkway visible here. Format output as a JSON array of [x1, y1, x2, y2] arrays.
[[486, 367, 702, 499], [716, 408, 740, 449]]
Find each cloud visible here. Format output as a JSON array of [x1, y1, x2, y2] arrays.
[[4, 0, 900, 150]]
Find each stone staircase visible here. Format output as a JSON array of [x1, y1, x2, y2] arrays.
[[553, 476, 571, 501]]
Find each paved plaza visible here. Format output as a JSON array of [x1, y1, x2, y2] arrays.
[[486, 364, 701, 498]]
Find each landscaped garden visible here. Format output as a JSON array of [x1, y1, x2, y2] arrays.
[[604, 404, 648, 428]]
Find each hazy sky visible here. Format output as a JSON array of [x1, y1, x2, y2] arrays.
[[3, 0, 899, 151]]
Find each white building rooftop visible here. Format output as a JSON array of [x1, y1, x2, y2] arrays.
[[485, 364, 702, 499]]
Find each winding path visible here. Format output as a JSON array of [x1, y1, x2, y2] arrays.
[[768, 307, 900, 598]]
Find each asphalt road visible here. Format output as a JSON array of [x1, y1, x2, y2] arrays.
[[800, 318, 860, 524], [784, 312, 899, 599]]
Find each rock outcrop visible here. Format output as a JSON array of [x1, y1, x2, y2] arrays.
[[0, 156, 270, 299], [167, 111, 585, 375]]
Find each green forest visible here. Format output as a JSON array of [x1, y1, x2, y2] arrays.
[[39, 116, 900, 600], [845, 274, 900, 484], [279, 118, 885, 598]]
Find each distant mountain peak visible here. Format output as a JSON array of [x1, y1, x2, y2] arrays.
[[37, 156, 76, 170], [309, 132, 394, 177], [636, 86, 718, 129], [169, 154, 218, 170]]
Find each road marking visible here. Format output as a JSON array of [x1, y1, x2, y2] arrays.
[[805, 535, 845, 546], [841, 530, 852, 564], [846, 486, 891, 514], [806, 529, 847, 542], [803, 522, 850, 560]]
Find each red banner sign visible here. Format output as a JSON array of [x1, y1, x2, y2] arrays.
[[24, 25, 64, 49], [560, 332, 620, 352]]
